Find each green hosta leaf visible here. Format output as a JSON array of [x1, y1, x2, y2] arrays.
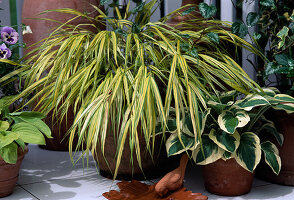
[[182, 7, 196, 16], [274, 54, 290, 66], [192, 134, 224, 165], [234, 132, 261, 172], [277, 26, 289, 49], [0, 121, 9, 131], [9, 111, 46, 119], [246, 12, 259, 27], [11, 122, 46, 145], [199, 3, 216, 19], [0, 142, 18, 164], [206, 32, 219, 44], [208, 129, 240, 153], [0, 131, 20, 149], [261, 141, 281, 175], [234, 94, 270, 111], [260, 0, 275, 7], [9, 115, 52, 139], [231, 21, 248, 38], [166, 133, 196, 156], [15, 139, 26, 150]]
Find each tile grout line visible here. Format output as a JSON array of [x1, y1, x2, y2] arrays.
[[18, 185, 41, 200]]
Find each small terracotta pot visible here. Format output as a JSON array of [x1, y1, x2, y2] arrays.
[[0, 147, 28, 197], [203, 158, 254, 196], [256, 111, 294, 185]]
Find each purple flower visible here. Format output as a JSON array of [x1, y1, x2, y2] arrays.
[[1, 26, 19, 45], [0, 44, 12, 59]]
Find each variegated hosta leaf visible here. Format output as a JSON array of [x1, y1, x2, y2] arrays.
[[261, 87, 279, 97], [236, 110, 250, 127], [259, 122, 283, 146], [192, 134, 224, 165], [219, 90, 237, 103], [183, 108, 211, 137], [234, 132, 261, 172], [207, 101, 227, 114], [222, 151, 232, 161], [269, 94, 294, 114], [208, 129, 240, 153], [234, 94, 270, 111], [261, 141, 281, 175], [218, 111, 238, 134], [155, 118, 178, 135], [273, 103, 294, 114], [166, 132, 196, 156], [218, 110, 250, 134]]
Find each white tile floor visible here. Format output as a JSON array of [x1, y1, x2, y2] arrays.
[[4, 144, 294, 200]]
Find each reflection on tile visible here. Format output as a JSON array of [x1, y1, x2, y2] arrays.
[[3, 186, 38, 200]]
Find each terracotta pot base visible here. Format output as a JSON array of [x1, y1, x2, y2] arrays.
[[203, 159, 254, 196]]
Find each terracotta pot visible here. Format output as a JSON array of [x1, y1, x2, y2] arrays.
[[93, 129, 179, 180], [22, 0, 104, 54], [0, 147, 28, 197], [22, 0, 104, 151], [39, 107, 77, 151], [256, 111, 294, 185], [168, 0, 203, 26], [203, 158, 254, 196]]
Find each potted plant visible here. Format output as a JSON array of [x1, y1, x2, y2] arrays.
[[231, 0, 294, 185], [164, 88, 294, 196], [1, 0, 265, 180], [0, 96, 52, 197]]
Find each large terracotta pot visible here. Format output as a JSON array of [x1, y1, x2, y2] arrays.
[[22, 0, 104, 54], [256, 111, 294, 185], [93, 128, 179, 180], [0, 147, 28, 197], [22, 0, 104, 151], [203, 158, 254, 196]]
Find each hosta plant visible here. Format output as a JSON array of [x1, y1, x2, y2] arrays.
[[1, 0, 264, 177], [0, 97, 51, 164], [165, 88, 294, 174]]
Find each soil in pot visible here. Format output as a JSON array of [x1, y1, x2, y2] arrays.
[[0, 147, 28, 197], [256, 110, 294, 186], [203, 158, 254, 196], [93, 130, 180, 180]]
